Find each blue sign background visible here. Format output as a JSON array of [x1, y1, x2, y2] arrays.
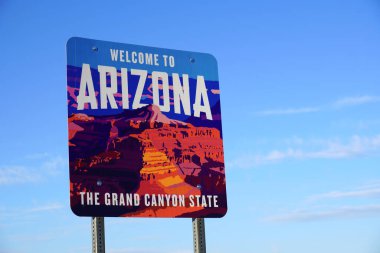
[[67, 37, 219, 81]]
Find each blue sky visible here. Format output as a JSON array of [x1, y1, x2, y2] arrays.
[[1, 0, 380, 252]]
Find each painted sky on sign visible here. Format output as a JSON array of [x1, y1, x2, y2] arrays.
[[1, 0, 380, 253]]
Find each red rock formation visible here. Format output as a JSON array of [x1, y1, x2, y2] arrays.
[[69, 104, 226, 217]]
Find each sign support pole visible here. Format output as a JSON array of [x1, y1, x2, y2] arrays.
[[92, 217, 105, 253], [192, 218, 206, 253]]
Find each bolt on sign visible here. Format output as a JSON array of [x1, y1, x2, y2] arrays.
[[67, 37, 227, 218]]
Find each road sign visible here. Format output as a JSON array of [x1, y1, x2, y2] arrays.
[[67, 37, 227, 218]]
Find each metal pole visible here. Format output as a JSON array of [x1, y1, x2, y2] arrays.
[[92, 217, 105, 253], [192, 218, 206, 253]]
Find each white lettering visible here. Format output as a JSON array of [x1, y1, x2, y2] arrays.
[[86, 192, 94, 205], [213, 195, 219, 207], [94, 192, 100, 205], [145, 53, 153, 65], [145, 194, 150, 206], [131, 69, 148, 109], [105, 193, 111, 206], [173, 73, 191, 115], [77, 64, 98, 110], [119, 193, 125, 206], [178, 195, 185, 207], [138, 52, 144, 64], [98, 65, 118, 109], [154, 54, 159, 66], [119, 50, 125, 62], [112, 193, 118, 206], [189, 195, 195, 207], [152, 71, 170, 112], [172, 195, 178, 207], [126, 193, 133, 206], [121, 68, 129, 109], [169, 56, 175, 67], [80, 192, 86, 205], [157, 194, 165, 206], [75, 66, 215, 120], [151, 194, 157, 206], [193, 75, 212, 120], [110, 49, 118, 61], [162, 55, 168, 66], [131, 52, 137, 63], [134, 193, 140, 206]]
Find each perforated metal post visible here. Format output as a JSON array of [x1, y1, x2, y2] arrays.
[[192, 218, 206, 253], [92, 217, 105, 253]]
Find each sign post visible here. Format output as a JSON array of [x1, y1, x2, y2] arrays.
[[66, 37, 227, 252], [192, 218, 206, 253], [92, 217, 105, 253]]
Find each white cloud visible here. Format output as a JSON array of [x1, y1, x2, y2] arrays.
[[309, 188, 380, 202], [7, 233, 56, 242], [263, 181, 380, 223], [229, 135, 380, 169], [256, 95, 380, 117], [108, 249, 191, 253], [0, 202, 64, 226], [0, 154, 66, 185], [256, 107, 320, 116], [264, 205, 380, 222], [307, 181, 380, 202], [0, 166, 41, 185], [27, 203, 63, 213], [333, 96, 380, 107], [41, 155, 66, 175], [109, 249, 164, 253], [25, 152, 50, 159], [5, 221, 81, 244]]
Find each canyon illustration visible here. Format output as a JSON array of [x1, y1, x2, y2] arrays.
[[67, 65, 227, 217]]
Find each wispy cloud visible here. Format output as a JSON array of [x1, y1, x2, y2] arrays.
[[309, 188, 380, 202], [109, 249, 161, 253], [256, 107, 320, 116], [264, 181, 380, 223], [7, 233, 57, 242], [25, 152, 50, 159], [264, 205, 380, 222], [108, 248, 190, 253], [41, 156, 66, 175], [307, 181, 380, 202], [0, 166, 41, 185], [0, 154, 66, 185], [229, 135, 380, 169], [333, 96, 380, 108], [5, 220, 82, 244], [256, 95, 380, 116], [0, 202, 65, 227], [0, 203, 64, 216], [27, 203, 63, 213]]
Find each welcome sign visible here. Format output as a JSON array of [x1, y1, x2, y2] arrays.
[[67, 37, 227, 218]]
